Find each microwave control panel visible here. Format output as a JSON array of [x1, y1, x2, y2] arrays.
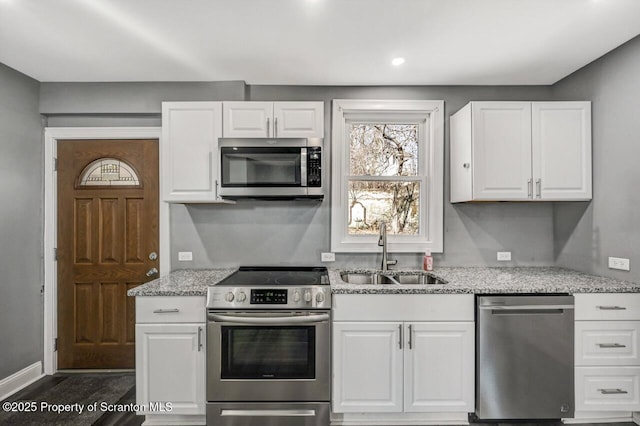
[[307, 147, 322, 187]]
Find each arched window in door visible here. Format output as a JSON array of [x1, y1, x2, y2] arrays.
[[77, 158, 141, 187]]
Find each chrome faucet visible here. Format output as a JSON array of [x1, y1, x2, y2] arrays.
[[378, 221, 397, 271]]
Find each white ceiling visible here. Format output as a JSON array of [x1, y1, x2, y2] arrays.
[[1, 0, 639, 85]]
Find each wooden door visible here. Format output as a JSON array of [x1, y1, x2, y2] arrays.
[[57, 139, 159, 369], [472, 101, 532, 200], [332, 321, 403, 413]]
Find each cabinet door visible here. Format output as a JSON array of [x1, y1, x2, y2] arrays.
[[162, 102, 222, 202], [404, 322, 474, 412], [532, 102, 592, 200], [136, 323, 205, 415], [332, 322, 403, 413], [273, 102, 324, 138], [223, 102, 273, 138], [472, 102, 532, 200]]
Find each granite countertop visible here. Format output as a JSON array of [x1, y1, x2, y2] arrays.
[[128, 266, 640, 297], [127, 268, 237, 296], [330, 267, 640, 294]]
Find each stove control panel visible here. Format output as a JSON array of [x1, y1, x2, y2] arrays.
[[207, 286, 330, 309]]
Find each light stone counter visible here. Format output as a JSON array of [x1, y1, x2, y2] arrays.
[[127, 268, 236, 296], [127, 266, 640, 297], [330, 267, 640, 294]]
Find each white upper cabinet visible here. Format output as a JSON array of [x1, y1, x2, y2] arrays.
[[161, 102, 226, 203], [532, 102, 592, 200], [450, 101, 591, 202], [223, 101, 324, 138]]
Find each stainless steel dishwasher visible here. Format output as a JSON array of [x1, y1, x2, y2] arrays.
[[476, 295, 574, 420]]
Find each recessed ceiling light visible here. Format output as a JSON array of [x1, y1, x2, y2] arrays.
[[392, 57, 405, 66]]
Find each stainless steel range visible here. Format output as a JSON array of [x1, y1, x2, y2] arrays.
[[206, 266, 331, 426]]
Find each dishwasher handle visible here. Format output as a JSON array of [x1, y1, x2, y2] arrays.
[[479, 304, 574, 311]]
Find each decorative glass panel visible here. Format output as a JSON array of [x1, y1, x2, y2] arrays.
[[348, 180, 420, 235], [349, 124, 419, 176], [78, 158, 140, 187]]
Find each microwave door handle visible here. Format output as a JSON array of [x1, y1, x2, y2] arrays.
[[209, 313, 329, 325], [300, 148, 307, 187]]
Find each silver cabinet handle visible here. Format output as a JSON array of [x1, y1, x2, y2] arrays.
[[398, 324, 403, 349], [197, 326, 203, 352], [408, 324, 413, 350], [274, 116, 278, 138], [146, 267, 159, 277], [536, 178, 541, 199], [597, 305, 627, 310], [221, 409, 316, 417], [266, 117, 270, 137], [598, 388, 628, 395], [597, 343, 626, 348], [527, 179, 533, 199], [153, 308, 179, 314]]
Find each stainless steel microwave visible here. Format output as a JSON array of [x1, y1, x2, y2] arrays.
[[218, 138, 323, 199]]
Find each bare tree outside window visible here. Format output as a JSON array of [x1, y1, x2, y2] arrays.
[[348, 124, 421, 235]]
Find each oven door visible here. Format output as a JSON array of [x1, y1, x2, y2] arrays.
[[207, 311, 330, 402]]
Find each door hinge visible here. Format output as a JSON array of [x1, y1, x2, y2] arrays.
[[54, 338, 58, 352], [54, 157, 58, 171], [54, 248, 58, 261]]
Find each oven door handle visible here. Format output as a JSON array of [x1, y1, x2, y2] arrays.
[[209, 313, 329, 325]]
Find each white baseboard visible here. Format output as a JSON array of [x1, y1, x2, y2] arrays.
[[0, 362, 43, 401], [632, 411, 640, 425], [331, 411, 469, 425]]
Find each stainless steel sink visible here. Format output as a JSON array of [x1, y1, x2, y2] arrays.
[[394, 273, 447, 285], [339, 272, 400, 285], [339, 271, 447, 285]]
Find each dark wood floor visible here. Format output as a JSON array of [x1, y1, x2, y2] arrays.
[[1, 373, 638, 426], [0, 372, 142, 425]]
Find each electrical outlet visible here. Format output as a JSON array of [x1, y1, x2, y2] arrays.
[[497, 251, 512, 261], [608, 256, 630, 271], [178, 251, 193, 261], [321, 252, 336, 262]]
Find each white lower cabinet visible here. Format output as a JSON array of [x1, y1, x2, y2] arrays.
[[574, 294, 640, 420], [333, 322, 403, 413], [135, 296, 206, 425], [404, 322, 474, 412], [332, 294, 475, 423]]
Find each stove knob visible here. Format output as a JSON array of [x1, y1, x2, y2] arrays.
[[304, 290, 312, 303], [293, 290, 301, 303], [237, 291, 247, 303], [225, 292, 235, 302], [316, 291, 325, 303]]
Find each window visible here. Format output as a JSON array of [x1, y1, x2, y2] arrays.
[[331, 100, 444, 253], [77, 157, 141, 187]]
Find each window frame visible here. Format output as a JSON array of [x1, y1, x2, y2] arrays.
[[330, 99, 444, 253]]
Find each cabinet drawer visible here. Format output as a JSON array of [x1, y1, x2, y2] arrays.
[[136, 296, 206, 323], [576, 366, 640, 411], [575, 294, 640, 321], [576, 321, 640, 366]]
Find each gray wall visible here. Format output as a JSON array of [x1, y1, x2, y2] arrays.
[[552, 35, 640, 282], [172, 85, 556, 269], [41, 81, 559, 270], [0, 64, 43, 378]]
